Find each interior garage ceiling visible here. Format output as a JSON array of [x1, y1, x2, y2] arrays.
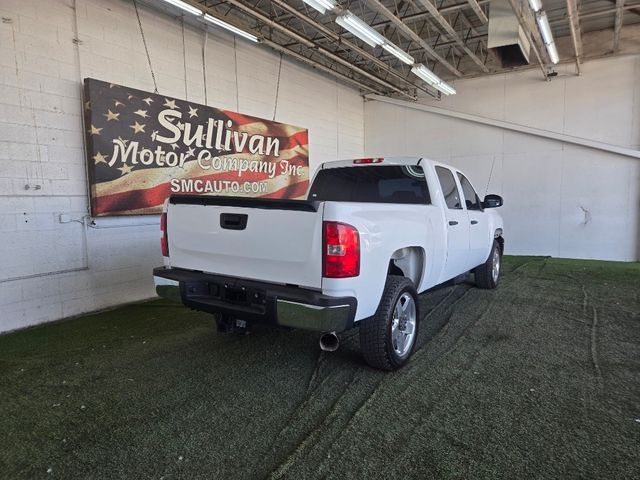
[[162, 1, 640, 98]]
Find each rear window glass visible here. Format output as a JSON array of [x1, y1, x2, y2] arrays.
[[435, 166, 462, 210], [308, 165, 430, 204]]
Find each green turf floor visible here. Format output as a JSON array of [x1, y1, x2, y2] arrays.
[[1, 256, 639, 479]]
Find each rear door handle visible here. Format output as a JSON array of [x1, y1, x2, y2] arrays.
[[220, 213, 248, 230], [448, 221, 458, 226], [471, 220, 478, 225]]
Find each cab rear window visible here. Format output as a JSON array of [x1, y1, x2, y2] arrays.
[[308, 165, 430, 204]]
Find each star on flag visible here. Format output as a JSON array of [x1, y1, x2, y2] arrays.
[[188, 106, 198, 118], [118, 163, 133, 176], [130, 121, 146, 134], [142, 97, 153, 105], [163, 98, 178, 109], [114, 100, 125, 107], [89, 124, 102, 135], [93, 152, 108, 164], [186, 147, 195, 157], [103, 110, 120, 121], [177, 121, 185, 131], [134, 109, 149, 118]]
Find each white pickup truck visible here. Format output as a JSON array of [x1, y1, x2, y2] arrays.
[[153, 157, 504, 370]]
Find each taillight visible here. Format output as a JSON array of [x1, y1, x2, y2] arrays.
[[160, 212, 169, 257], [323, 221, 360, 278], [353, 158, 383, 164]]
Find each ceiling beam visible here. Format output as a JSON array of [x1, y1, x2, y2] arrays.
[[264, 39, 383, 95], [269, 0, 436, 96], [613, 0, 625, 51], [566, 0, 583, 74], [414, 0, 490, 72], [362, 0, 463, 77], [605, 0, 640, 18], [466, 0, 489, 24], [220, 0, 415, 98], [452, 7, 500, 66], [370, 0, 491, 29]]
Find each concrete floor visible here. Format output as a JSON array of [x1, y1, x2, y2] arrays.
[[1, 256, 639, 479]]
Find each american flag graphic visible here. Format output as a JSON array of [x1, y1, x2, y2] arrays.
[[83, 78, 309, 216]]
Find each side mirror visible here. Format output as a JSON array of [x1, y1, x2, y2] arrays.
[[483, 194, 503, 209]]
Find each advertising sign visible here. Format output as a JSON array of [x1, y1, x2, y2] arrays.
[[83, 78, 309, 216]]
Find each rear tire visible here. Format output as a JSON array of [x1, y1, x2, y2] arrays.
[[474, 240, 501, 289], [359, 276, 419, 371]]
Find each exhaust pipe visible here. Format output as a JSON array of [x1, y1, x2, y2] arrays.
[[319, 331, 339, 352]]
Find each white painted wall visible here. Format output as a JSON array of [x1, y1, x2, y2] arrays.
[[0, 0, 364, 333], [365, 55, 640, 262]]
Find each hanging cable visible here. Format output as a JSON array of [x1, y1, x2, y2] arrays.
[[181, 15, 188, 100], [233, 37, 239, 111], [133, 0, 158, 93], [272, 52, 283, 121], [202, 26, 208, 105]]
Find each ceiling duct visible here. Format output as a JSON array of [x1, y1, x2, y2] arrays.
[[487, 0, 531, 67]]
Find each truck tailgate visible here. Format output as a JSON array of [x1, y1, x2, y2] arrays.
[[166, 197, 324, 289]]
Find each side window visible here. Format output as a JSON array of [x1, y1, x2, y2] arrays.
[[457, 173, 482, 211], [435, 166, 462, 209]]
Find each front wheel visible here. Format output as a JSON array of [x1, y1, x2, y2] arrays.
[[359, 276, 419, 370], [474, 240, 501, 289]]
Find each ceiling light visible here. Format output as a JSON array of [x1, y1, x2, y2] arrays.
[[528, 0, 543, 12], [411, 64, 456, 95], [302, 0, 337, 14], [411, 64, 440, 85], [536, 12, 553, 45], [204, 14, 259, 43], [159, 0, 202, 16], [437, 82, 457, 96], [546, 41, 559, 64], [335, 11, 385, 48], [535, 11, 559, 64], [381, 42, 415, 66]]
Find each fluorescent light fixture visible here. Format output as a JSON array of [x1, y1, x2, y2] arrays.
[[411, 64, 440, 85], [528, 0, 542, 12], [381, 42, 415, 66], [335, 11, 385, 48], [536, 12, 553, 45], [437, 82, 457, 96], [535, 11, 559, 64], [204, 14, 259, 43], [159, 0, 202, 16], [411, 64, 456, 95], [302, 0, 337, 14], [546, 41, 559, 64]]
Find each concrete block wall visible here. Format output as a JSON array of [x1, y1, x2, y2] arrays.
[[365, 54, 640, 262], [0, 0, 364, 332]]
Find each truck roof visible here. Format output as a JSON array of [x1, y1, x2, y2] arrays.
[[319, 157, 449, 170]]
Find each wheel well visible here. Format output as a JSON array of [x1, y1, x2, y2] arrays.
[[495, 234, 504, 255], [387, 247, 425, 287]]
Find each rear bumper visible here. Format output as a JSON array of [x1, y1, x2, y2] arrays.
[[153, 267, 356, 332]]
